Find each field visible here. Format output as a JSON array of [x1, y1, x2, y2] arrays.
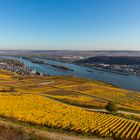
[[0, 69, 140, 139]]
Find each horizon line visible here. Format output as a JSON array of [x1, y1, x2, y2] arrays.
[[0, 49, 140, 51]]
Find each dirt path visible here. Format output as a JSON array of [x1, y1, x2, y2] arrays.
[[86, 108, 140, 116], [0, 120, 106, 140], [35, 130, 104, 140], [38, 80, 54, 85], [118, 110, 140, 116]]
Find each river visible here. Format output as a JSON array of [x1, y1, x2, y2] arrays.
[[2, 56, 140, 92]]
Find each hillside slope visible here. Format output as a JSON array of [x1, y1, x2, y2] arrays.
[[0, 70, 140, 139], [76, 56, 140, 65]]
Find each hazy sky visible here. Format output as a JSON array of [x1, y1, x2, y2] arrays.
[[0, 0, 140, 50]]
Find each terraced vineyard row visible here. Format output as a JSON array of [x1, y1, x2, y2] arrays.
[[0, 93, 139, 140]]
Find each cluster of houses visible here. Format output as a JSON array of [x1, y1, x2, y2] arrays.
[[93, 63, 140, 75], [0, 61, 36, 75], [0, 58, 50, 76], [109, 64, 140, 75]]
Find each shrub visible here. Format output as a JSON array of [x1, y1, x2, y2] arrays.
[[105, 101, 117, 112]]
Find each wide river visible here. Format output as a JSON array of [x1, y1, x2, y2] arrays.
[[3, 56, 140, 92]]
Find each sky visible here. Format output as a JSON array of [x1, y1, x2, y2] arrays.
[[0, 0, 140, 50]]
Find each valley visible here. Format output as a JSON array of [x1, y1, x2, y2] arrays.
[[0, 69, 140, 139]]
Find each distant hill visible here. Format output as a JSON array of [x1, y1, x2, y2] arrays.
[[1, 50, 140, 57], [75, 56, 140, 65]]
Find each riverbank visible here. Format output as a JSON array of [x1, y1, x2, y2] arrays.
[[84, 65, 130, 76]]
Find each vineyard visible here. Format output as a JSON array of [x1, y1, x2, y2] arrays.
[[0, 94, 140, 139], [0, 70, 140, 139]]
